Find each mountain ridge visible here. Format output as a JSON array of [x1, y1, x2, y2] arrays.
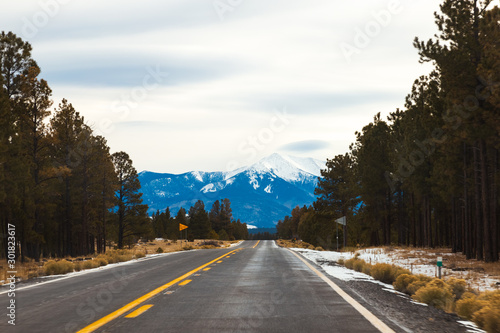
[[138, 153, 325, 228]]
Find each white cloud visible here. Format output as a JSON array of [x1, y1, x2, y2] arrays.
[[2, 0, 441, 173]]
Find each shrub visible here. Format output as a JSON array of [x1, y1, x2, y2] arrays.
[[337, 258, 344, 265], [446, 277, 467, 300], [315, 246, 324, 251], [43, 260, 75, 276], [135, 252, 146, 259], [353, 259, 365, 273], [472, 306, 500, 333], [407, 280, 428, 295], [392, 266, 411, 281], [394, 274, 420, 295], [456, 294, 486, 320], [156, 247, 164, 254], [105, 253, 116, 264], [201, 240, 220, 247], [82, 260, 99, 270], [371, 263, 396, 284], [96, 257, 109, 267], [362, 264, 372, 276], [413, 278, 454, 311], [104, 250, 133, 263], [344, 258, 356, 270], [182, 245, 194, 251], [403, 275, 432, 294], [73, 262, 82, 272]]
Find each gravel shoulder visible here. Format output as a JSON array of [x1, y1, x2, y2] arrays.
[[297, 253, 483, 333]]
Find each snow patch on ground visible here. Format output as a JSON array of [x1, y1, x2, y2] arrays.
[[249, 173, 260, 189], [289, 247, 491, 331], [292, 247, 499, 292], [191, 171, 204, 182], [458, 321, 486, 333], [201, 183, 216, 193]]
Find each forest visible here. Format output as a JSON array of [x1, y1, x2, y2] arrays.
[[0, 31, 250, 259], [277, 1, 500, 262], [0, 32, 151, 261], [150, 198, 249, 241]]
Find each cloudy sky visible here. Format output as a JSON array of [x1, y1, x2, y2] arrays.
[[3, 0, 441, 173]]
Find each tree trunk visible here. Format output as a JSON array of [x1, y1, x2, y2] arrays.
[[490, 148, 498, 261], [480, 140, 492, 261], [473, 142, 483, 260]]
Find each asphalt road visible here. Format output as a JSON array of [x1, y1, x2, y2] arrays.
[[0, 241, 397, 332]]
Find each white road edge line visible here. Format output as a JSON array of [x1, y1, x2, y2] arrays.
[[289, 250, 396, 333], [0, 252, 182, 295]]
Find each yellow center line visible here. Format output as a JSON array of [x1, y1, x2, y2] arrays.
[[179, 279, 192, 286], [76, 249, 238, 333], [217, 260, 223, 263], [125, 305, 154, 319], [203, 268, 211, 271], [252, 240, 260, 248]]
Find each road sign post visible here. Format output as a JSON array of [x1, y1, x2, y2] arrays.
[[437, 256, 443, 279], [335, 216, 346, 251], [179, 223, 188, 243]]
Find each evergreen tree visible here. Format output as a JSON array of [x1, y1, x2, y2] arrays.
[[351, 113, 393, 245], [188, 200, 211, 239], [111, 151, 149, 248], [315, 153, 358, 247], [415, 0, 498, 261], [175, 208, 188, 240]]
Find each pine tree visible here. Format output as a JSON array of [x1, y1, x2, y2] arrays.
[[0, 31, 39, 260], [315, 153, 358, 247], [209, 200, 221, 232], [414, 0, 498, 261], [111, 151, 149, 248], [175, 208, 188, 240], [16, 64, 53, 259], [188, 200, 211, 239], [351, 113, 393, 245]]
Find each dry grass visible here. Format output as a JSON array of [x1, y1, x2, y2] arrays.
[[358, 246, 500, 292], [135, 239, 235, 254], [276, 239, 317, 250], [1, 239, 238, 284]]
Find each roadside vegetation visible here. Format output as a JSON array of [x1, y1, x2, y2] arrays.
[[277, 0, 500, 265], [278, 240, 500, 332], [0, 239, 237, 284], [341, 253, 500, 332], [276, 239, 322, 251]]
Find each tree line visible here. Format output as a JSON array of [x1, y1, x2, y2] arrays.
[[278, 1, 499, 262], [151, 198, 249, 241], [0, 32, 150, 261]]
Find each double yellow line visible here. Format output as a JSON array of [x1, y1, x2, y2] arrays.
[[77, 249, 238, 333]]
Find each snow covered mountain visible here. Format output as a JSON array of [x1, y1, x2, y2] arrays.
[[138, 153, 325, 228]]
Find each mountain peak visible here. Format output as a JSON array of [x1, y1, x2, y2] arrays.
[[249, 153, 324, 181], [138, 153, 324, 228]]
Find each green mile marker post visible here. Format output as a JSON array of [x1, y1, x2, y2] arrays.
[[437, 256, 443, 279]]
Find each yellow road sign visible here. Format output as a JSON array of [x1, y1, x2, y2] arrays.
[[179, 223, 188, 231]]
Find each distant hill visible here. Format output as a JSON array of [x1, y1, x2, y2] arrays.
[[138, 153, 324, 228]]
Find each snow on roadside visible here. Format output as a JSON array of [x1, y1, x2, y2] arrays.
[[291, 247, 499, 292], [0, 251, 182, 294], [290, 247, 487, 333]]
